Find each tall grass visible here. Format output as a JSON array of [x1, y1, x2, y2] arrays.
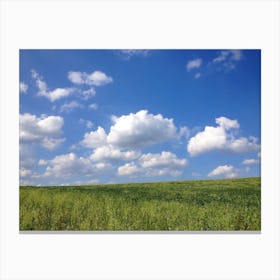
[[20, 177, 261, 231]]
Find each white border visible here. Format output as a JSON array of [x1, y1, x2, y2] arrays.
[[1, 0, 279, 279]]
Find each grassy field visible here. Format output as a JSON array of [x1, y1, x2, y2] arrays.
[[20, 177, 261, 231]]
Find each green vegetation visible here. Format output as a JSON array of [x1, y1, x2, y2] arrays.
[[20, 177, 261, 231]]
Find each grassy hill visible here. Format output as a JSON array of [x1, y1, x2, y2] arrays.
[[20, 177, 261, 231]]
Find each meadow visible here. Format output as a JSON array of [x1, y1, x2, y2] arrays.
[[20, 177, 261, 231]]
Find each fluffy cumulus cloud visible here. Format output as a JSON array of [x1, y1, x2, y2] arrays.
[[78, 110, 188, 180], [186, 58, 202, 71], [187, 116, 260, 156], [81, 126, 107, 148], [90, 145, 140, 162], [43, 152, 111, 178], [118, 151, 187, 178], [31, 70, 74, 102], [117, 162, 138, 176], [215, 116, 239, 129], [139, 151, 188, 177], [107, 110, 177, 149], [68, 70, 113, 86], [19, 82, 28, 93], [208, 165, 238, 178], [80, 110, 179, 150], [20, 113, 64, 150]]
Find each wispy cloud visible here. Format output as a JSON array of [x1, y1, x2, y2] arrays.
[[31, 70, 74, 102], [79, 118, 94, 129], [186, 50, 243, 79], [117, 50, 151, 60], [186, 58, 202, 72], [88, 103, 98, 110], [59, 101, 84, 113], [242, 158, 260, 165], [211, 50, 243, 71], [81, 87, 96, 99], [19, 81, 28, 93], [194, 72, 201, 79]]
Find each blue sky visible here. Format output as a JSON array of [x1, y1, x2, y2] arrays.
[[19, 49, 261, 186]]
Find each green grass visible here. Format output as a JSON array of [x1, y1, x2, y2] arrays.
[[20, 177, 261, 231]]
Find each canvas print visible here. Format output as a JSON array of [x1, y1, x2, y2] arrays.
[[19, 49, 261, 231]]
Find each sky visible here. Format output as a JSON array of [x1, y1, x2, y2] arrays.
[[19, 49, 261, 186]]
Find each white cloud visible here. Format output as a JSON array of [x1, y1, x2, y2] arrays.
[[43, 153, 91, 178], [139, 151, 187, 177], [242, 158, 260, 165], [212, 50, 243, 71], [82, 87, 96, 99], [19, 144, 44, 185], [117, 162, 138, 176], [118, 151, 187, 178], [19, 168, 33, 178], [88, 103, 98, 110], [118, 50, 150, 60], [215, 116, 239, 129], [107, 110, 177, 149], [187, 116, 260, 156], [69, 179, 100, 186], [186, 58, 202, 71], [178, 126, 190, 139], [81, 126, 107, 148], [80, 110, 182, 151], [20, 144, 36, 169], [43, 152, 111, 178], [59, 101, 84, 113], [67, 71, 84, 84], [19, 82, 28, 93], [194, 72, 201, 79], [31, 70, 74, 102], [139, 151, 187, 169], [45, 88, 74, 102], [68, 70, 113, 86], [79, 118, 94, 129], [38, 159, 48, 165], [41, 137, 65, 150], [90, 145, 140, 162], [20, 113, 64, 150], [208, 165, 238, 178]]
